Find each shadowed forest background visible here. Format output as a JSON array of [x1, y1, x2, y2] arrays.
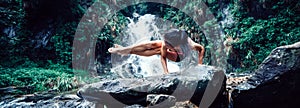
[[0, 0, 299, 95]]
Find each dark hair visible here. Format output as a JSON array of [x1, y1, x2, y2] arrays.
[[163, 29, 188, 46]]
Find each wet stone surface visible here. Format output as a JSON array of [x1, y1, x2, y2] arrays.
[[0, 93, 94, 108], [78, 65, 227, 107]]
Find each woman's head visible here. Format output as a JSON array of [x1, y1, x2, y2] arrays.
[[163, 29, 191, 61], [163, 29, 188, 47]]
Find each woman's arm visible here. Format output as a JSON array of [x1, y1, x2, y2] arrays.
[[189, 38, 205, 65], [194, 44, 205, 64], [161, 44, 169, 74]]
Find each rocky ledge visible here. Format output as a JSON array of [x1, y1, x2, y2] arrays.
[[0, 93, 94, 107], [77, 65, 227, 108]]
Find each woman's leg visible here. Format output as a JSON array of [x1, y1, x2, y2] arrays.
[[108, 40, 162, 56]]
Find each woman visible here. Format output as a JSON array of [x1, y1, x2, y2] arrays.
[[108, 29, 205, 74]]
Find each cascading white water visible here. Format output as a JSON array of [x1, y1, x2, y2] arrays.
[[111, 13, 196, 78], [3, 26, 16, 38], [220, 6, 235, 29]]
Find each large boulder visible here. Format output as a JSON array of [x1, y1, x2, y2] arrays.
[[232, 42, 300, 108], [78, 65, 227, 107]]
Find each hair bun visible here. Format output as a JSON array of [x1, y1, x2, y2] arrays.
[[163, 28, 188, 46]]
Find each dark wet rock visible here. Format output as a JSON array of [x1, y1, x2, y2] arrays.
[[146, 94, 176, 107], [22, 92, 56, 103], [232, 42, 300, 108], [78, 65, 227, 107], [0, 86, 35, 95], [0, 93, 94, 108]]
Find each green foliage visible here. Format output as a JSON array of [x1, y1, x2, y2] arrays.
[[0, 0, 25, 27], [223, 0, 300, 72], [51, 22, 78, 66], [0, 0, 26, 59], [236, 17, 299, 69], [0, 65, 77, 94], [0, 0, 102, 95]]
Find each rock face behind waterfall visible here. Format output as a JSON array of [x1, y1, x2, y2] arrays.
[[232, 42, 300, 108], [78, 65, 228, 107]]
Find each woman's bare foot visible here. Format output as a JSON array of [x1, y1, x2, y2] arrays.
[[108, 44, 130, 55], [113, 44, 122, 48], [108, 44, 121, 53]]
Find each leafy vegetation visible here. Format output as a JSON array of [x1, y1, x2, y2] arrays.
[[221, 0, 300, 72], [0, 0, 88, 94], [0, 62, 77, 95]]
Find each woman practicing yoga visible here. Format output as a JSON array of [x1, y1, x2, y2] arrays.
[[108, 29, 205, 74]]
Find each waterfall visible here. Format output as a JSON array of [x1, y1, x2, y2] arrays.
[[220, 6, 235, 29], [3, 26, 16, 38], [32, 25, 54, 48], [110, 13, 196, 78]]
